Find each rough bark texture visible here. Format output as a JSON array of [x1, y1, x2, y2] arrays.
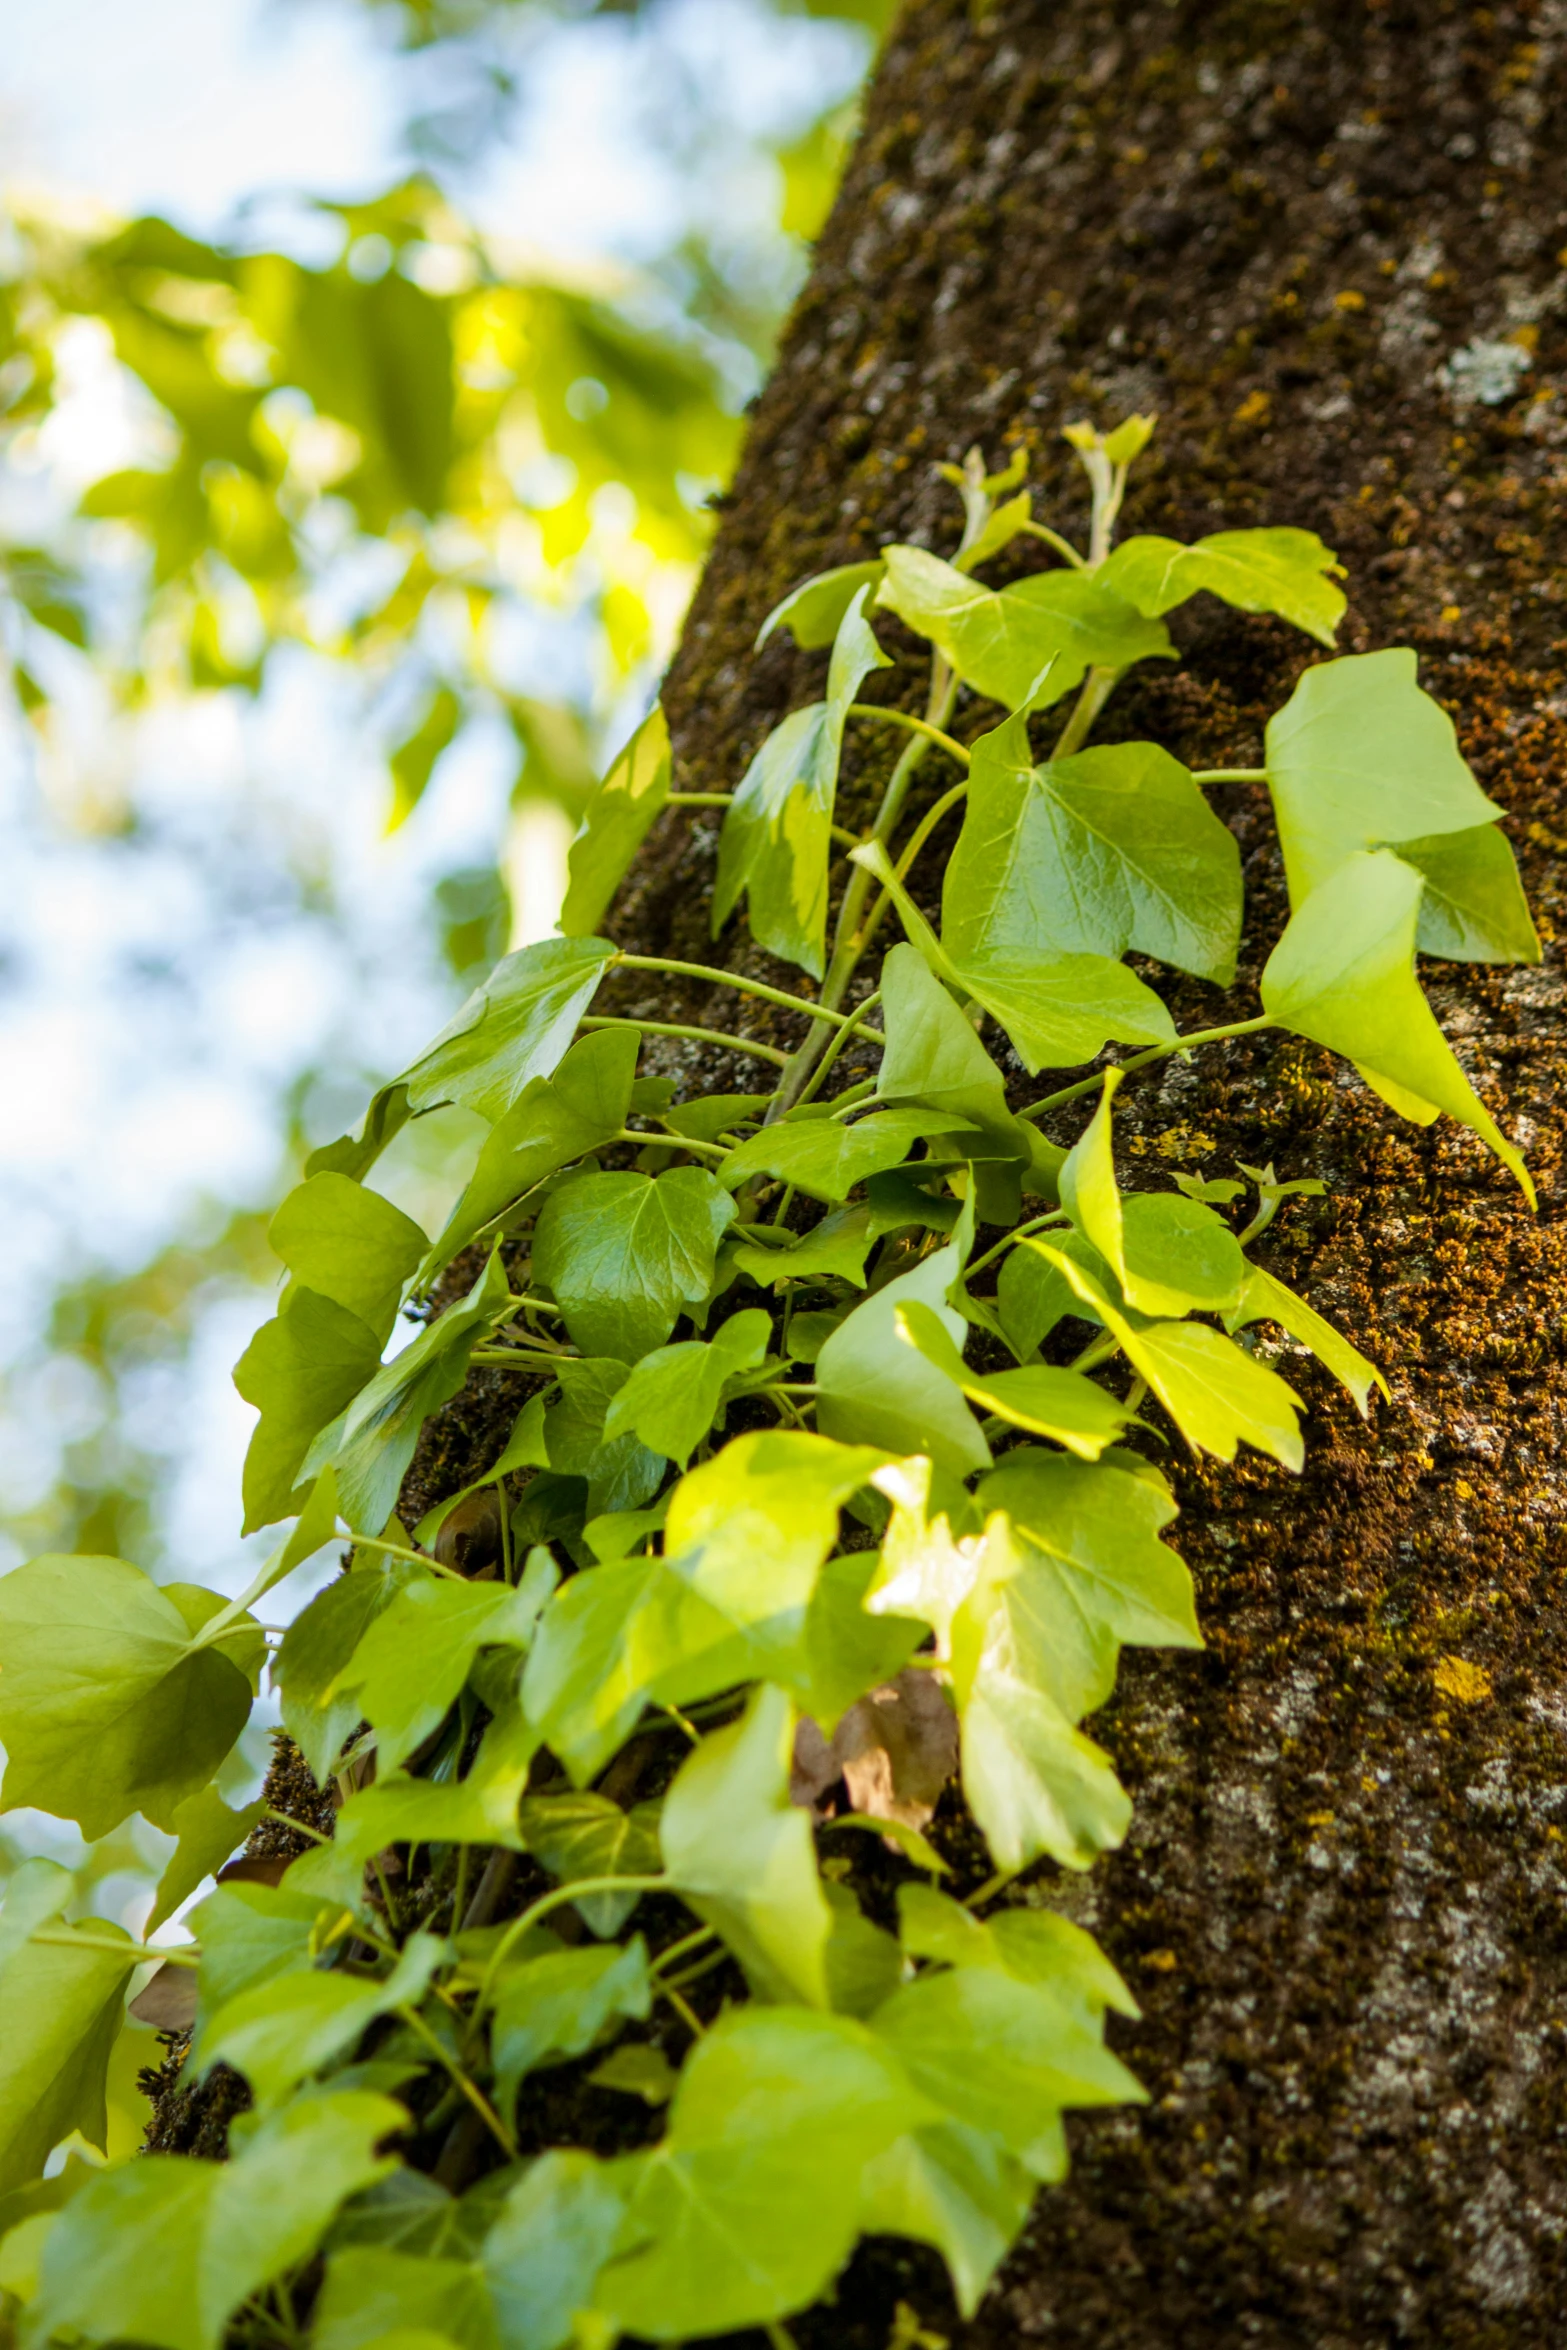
[[624, 3, 1567, 2343], [213, 2, 1567, 2339]]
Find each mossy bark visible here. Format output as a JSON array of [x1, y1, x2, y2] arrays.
[[232, 2, 1567, 2340]]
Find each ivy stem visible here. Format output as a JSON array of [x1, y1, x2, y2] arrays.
[[791, 988, 884, 1111], [1051, 664, 1121, 758], [261, 1806, 329, 1845], [397, 2004, 519, 2161], [847, 704, 971, 766], [580, 1014, 790, 1070], [614, 954, 869, 1034], [1191, 768, 1268, 784], [651, 1925, 719, 1976], [768, 660, 960, 1119], [661, 1984, 708, 2039], [504, 1292, 563, 1316], [665, 791, 732, 809], [966, 1210, 1071, 1280], [1018, 1016, 1277, 1122], [891, 776, 969, 883], [1071, 1335, 1122, 1373], [1016, 518, 1087, 568], [613, 1127, 730, 1161], [346, 1530, 467, 1582], [477, 1875, 671, 2009], [31, 1929, 198, 1965]]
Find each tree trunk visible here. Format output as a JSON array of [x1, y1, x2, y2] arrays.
[[607, 2, 1567, 2342]]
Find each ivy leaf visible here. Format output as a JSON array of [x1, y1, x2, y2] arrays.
[[978, 1451, 1199, 1719], [28, 2088, 405, 2350], [273, 1556, 424, 1783], [424, 1026, 639, 1276], [944, 722, 1243, 985], [862, 1455, 992, 1656], [533, 1167, 736, 1361], [331, 1565, 554, 1773], [817, 1227, 991, 1480], [776, 1551, 927, 1734], [957, 1659, 1133, 1875], [0, 1909, 135, 2194], [521, 1552, 738, 1784], [995, 1227, 1104, 1359], [876, 546, 1171, 711], [324, 1250, 513, 1533], [897, 1883, 1137, 2018], [871, 1965, 1143, 2181], [314, 2245, 498, 2350], [713, 588, 891, 977], [593, 2005, 932, 2340], [756, 558, 886, 650], [0, 1556, 259, 1837], [875, 942, 1019, 1148], [560, 706, 671, 938], [190, 1881, 332, 2016], [517, 1792, 663, 1937], [1058, 1077, 1246, 1317], [490, 1941, 652, 2108], [859, 2120, 1036, 2319], [398, 936, 616, 1122], [1225, 1263, 1390, 1418], [483, 2150, 627, 2350], [729, 1202, 878, 1290], [269, 1174, 427, 1346], [721, 1105, 975, 1205], [1397, 823, 1541, 965], [148, 1788, 268, 1934], [1097, 526, 1345, 646], [660, 1685, 833, 2006], [304, 1081, 413, 1187], [233, 1286, 383, 1533], [601, 1307, 771, 1466], [196, 1933, 445, 2107], [1263, 649, 1501, 907], [1033, 1245, 1305, 1470], [1259, 848, 1533, 1202], [295, 1703, 542, 1906], [895, 1301, 1135, 1461]]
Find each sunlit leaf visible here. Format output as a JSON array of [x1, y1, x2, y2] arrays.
[[196, 1934, 444, 2107], [517, 1791, 662, 1937], [876, 545, 1171, 711], [895, 1300, 1135, 1461], [560, 707, 672, 938], [0, 1909, 135, 2194], [399, 938, 616, 1122], [489, 1940, 651, 2107], [756, 559, 885, 650], [816, 1227, 990, 1479], [601, 1306, 771, 1466], [1097, 526, 1345, 646], [720, 1105, 974, 1204], [1397, 823, 1540, 965], [269, 1175, 427, 1347], [534, 1166, 735, 1361], [1225, 1263, 1389, 1418]]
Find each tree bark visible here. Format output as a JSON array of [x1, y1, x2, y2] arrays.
[[611, 2, 1567, 2342]]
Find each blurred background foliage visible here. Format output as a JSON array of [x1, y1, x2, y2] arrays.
[[0, 0, 890, 1969]]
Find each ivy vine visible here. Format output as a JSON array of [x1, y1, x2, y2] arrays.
[[0, 416, 1538, 2349]]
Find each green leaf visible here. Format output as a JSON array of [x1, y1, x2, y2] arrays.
[[148, 1788, 268, 1933], [314, 2246, 497, 2350], [1058, 1077, 1245, 1316], [269, 1175, 427, 1347], [483, 2150, 626, 2350], [388, 686, 460, 826], [957, 1658, 1132, 1875], [1260, 848, 1533, 1202], [876, 546, 1171, 712], [1033, 1244, 1305, 1470], [661, 1428, 892, 1674], [871, 1965, 1142, 2180], [1263, 649, 1501, 907], [517, 1792, 663, 1938], [296, 1704, 541, 1904], [273, 1557, 423, 1783], [601, 1307, 770, 1466], [0, 1911, 134, 2193], [305, 1083, 414, 1186], [399, 938, 616, 1122], [196, 1933, 445, 2106], [660, 1684, 832, 2005], [541, 1360, 663, 1520], [730, 1202, 878, 1290], [490, 1940, 651, 2107], [533, 1167, 736, 1360], [713, 587, 891, 976], [423, 1028, 638, 1276], [861, 1455, 992, 1656], [1398, 823, 1541, 964], [521, 1553, 737, 1783], [895, 1301, 1136, 1461], [663, 1091, 772, 1144], [593, 2006, 932, 2339], [190, 1881, 333, 2015], [1097, 526, 1345, 646], [331, 1569, 554, 1773], [721, 1105, 974, 1205], [816, 1227, 991, 1479], [756, 559, 885, 650], [859, 2120, 1035, 2318], [776, 1550, 926, 1734], [897, 1884, 1137, 2017], [875, 943, 1012, 1136], [1225, 1263, 1389, 1418], [560, 707, 671, 937], [995, 1226, 1102, 1358], [234, 1286, 383, 1533], [977, 1451, 1199, 1719], [28, 2088, 405, 2350], [0, 1556, 257, 1837], [944, 722, 1243, 985], [326, 1250, 513, 1532]]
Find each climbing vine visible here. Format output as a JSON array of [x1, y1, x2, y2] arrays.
[[0, 416, 1539, 2348]]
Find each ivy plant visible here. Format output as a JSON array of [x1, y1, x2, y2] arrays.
[[0, 415, 1537, 2349]]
